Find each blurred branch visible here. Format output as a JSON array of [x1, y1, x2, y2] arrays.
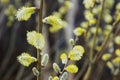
[[95, 62, 104, 80], [0, 6, 6, 25], [23, 73, 34, 80], [93, 19, 120, 62], [0, 22, 19, 77], [3, 62, 18, 80], [0, 6, 6, 39], [90, 0, 105, 63], [83, 0, 105, 79], [65, 0, 79, 80], [15, 66, 25, 80], [36, 0, 44, 80], [75, 60, 88, 80]]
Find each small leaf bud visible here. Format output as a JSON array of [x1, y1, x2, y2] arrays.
[[60, 72, 68, 80], [32, 67, 40, 76], [69, 39, 75, 46], [53, 63, 61, 73], [41, 54, 49, 67]]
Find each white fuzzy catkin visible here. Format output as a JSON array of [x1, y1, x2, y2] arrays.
[[41, 54, 49, 67]]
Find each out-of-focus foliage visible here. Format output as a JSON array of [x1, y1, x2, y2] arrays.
[[73, 27, 86, 36], [5, 5, 17, 27], [102, 53, 112, 61], [65, 64, 78, 73]]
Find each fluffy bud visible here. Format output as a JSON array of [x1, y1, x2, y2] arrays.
[[65, 64, 78, 73], [16, 7, 36, 21]]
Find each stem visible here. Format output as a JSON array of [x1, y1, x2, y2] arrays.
[[83, 64, 93, 80], [85, 22, 89, 37], [38, 0, 43, 32], [37, 0, 43, 80], [83, 0, 105, 80], [90, 0, 105, 63], [37, 49, 41, 80], [93, 19, 120, 62]]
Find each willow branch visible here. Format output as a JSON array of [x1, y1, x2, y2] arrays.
[[93, 19, 120, 62], [90, 0, 105, 63], [37, 0, 43, 80], [83, 0, 105, 80]]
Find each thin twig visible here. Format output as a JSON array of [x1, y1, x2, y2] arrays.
[[83, 0, 105, 80], [85, 22, 89, 37], [93, 19, 120, 62], [90, 0, 105, 63]]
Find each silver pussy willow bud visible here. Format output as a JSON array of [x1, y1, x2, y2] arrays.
[[53, 63, 61, 73], [69, 39, 75, 46], [48, 76, 53, 80], [32, 67, 40, 76], [41, 54, 49, 67], [60, 72, 68, 80]]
